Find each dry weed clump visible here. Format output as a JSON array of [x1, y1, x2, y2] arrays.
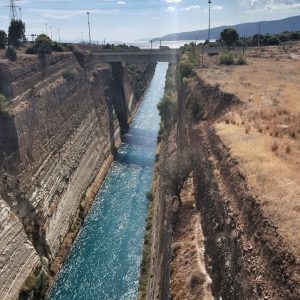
[[271, 141, 279, 152]]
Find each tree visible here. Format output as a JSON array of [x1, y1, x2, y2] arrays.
[[220, 28, 239, 51], [26, 34, 53, 55], [0, 30, 7, 49], [8, 20, 25, 48], [162, 150, 196, 208]]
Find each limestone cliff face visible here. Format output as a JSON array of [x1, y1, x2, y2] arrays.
[[0, 52, 155, 299]]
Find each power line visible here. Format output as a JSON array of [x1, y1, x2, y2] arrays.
[[8, 0, 18, 20]]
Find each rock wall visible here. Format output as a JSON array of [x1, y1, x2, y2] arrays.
[[0, 52, 155, 299]]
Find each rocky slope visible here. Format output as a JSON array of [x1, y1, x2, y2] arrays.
[[0, 52, 155, 299], [145, 62, 300, 299]]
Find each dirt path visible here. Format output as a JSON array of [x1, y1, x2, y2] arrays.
[[170, 176, 213, 300]]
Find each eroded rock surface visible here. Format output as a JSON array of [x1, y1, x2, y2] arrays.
[[0, 52, 155, 299]]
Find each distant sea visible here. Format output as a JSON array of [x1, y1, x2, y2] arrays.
[[126, 40, 206, 49]]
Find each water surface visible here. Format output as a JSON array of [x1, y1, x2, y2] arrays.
[[49, 62, 168, 300]]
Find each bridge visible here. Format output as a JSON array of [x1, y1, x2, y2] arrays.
[[90, 49, 182, 63]]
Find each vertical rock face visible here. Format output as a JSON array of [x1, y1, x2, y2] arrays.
[[0, 52, 155, 299], [0, 196, 40, 300]]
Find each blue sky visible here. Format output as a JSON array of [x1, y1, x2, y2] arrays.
[[0, 0, 299, 42]]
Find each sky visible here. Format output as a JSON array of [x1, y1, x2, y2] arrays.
[[0, 0, 299, 42]]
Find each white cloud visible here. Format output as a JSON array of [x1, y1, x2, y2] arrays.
[[117, 1, 126, 4], [30, 8, 118, 20], [165, 6, 176, 13], [212, 5, 223, 11], [163, 0, 182, 3], [181, 5, 201, 11], [240, 0, 300, 11]]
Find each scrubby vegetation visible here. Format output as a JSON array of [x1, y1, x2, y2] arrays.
[[139, 190, 155, 298], [5, 47, 17, 61], [26, 34, 71, 55], [0, 93, 7, 113], [161, 150, 195, 208], [220, 52, 246, 65], [0, 30, 7, 49], [63, 71, 76, 81], [178, 43, 199, 81], [157, 64, 177, 136], [186, 96, 204, 121], [102, 43, 139, 50]]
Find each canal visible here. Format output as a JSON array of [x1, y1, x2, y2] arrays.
[[49, 62, 168, 300]]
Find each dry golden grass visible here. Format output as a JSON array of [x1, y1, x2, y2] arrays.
[[216, 123, 300, 257], [195, 43, 300, 258]]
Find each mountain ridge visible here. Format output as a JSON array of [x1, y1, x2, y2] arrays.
[[153, 15, 300, 41]]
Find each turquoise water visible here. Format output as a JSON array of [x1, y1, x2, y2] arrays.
[[48, 62, 168, 300]]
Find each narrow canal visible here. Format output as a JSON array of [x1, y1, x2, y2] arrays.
[[49, 62, 168, 300]]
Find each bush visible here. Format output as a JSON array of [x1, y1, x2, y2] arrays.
[[236, 54, 246, 65], [220, 52, 234, 65], [146, 192, 154, 202], [0, 93, 7, 113], [66, 44, 74, 52], [157, 94, 177, 131], [0, 30, 7, 49], [178, 59, 193, 78], [63, 71, 76, 81], [5, 47, 17, 61], [186, 96, 203, 121]]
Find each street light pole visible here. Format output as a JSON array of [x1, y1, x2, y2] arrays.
[[58, 28, 61, 43], [208, 0, 212, 42], [50, 25, 53, 40], [45, 23, 48, 36], [87, 12, 92, 44], [19, 7, 22, 20]]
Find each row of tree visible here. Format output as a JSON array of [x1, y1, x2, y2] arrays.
[[0, 20, 26, 49], [215, 28, 300, 50]]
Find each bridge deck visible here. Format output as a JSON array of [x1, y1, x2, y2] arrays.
[[91, 49, 182, 63]]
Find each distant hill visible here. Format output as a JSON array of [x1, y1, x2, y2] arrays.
[[153, 15, 300, 41]]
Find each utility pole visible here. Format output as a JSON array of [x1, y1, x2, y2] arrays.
[[87, 12, 92, 44], [58, 28, 61, 43], [19, 7, 22, 20], [160, 40, 161, 48], [45, 23, 48, 36], [208, 0, 212, 42], [9, 0, 18, 20], [150, 40, 153, 50], [50, 26, 53, 40], [258, 22, 261, 47]]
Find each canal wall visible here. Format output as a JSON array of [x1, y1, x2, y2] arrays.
[[0, 52, 155, 300]]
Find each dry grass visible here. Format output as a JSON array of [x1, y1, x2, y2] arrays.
[[195, 43, 300, 258], [170, 177, 213, 300], [215, 123, 300, 257]]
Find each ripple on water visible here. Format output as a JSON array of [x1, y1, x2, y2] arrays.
[[49, 63, 169, 300]]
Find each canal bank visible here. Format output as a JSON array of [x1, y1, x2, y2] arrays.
[[48, 62, 168, 300]]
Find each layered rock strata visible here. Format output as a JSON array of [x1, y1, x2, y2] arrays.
[[0, 52, 155, 299]]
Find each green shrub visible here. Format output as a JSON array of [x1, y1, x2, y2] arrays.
[[146, 191, 154, 202], [5, 47, 17, 61], [220, 52, 234, 65], [63, 71, 76, 81], [178, 59, 193, 78], [187, 96, 203, 121], [0, 93, 7, 112], [157, 94, 177, 131], [66, 44, 74, 52], [236, 54, 246, 65], [0, 30, 7, 49]]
